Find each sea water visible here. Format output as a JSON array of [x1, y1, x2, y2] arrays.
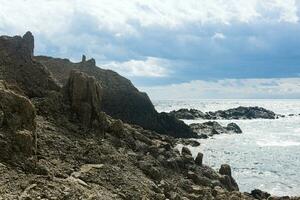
[[153, 99, 300, 196]]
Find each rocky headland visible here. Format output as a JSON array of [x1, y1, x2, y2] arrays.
[[0, 32, 298, 200]]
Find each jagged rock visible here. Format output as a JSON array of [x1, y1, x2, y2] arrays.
[[177, 139, 200, 147], [0, 81, 36, 131], [36, 56, 196, 138], [250, 189, 271, 200], [170, 108, 207, 119], [0, 110, 4, 127], [219, 164, 239, 191], [195, 152, 203, 166], [109, 119, 124, 137], [0, 32, 60, 97], [64, 70, 102, 127], [226, 123, 242, 134], [0, 82, 36, 162], [219, 164, 232, 176], [81, 54, 86, 62], [181, 146, 192, 157], [170, 106, 277, 120], [190, 121, 242, 138]]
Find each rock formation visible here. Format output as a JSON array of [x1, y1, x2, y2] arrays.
[[190, 121, 242, 138], [64, 70, 102, 127], [170, 106, 277, 120], [36, 56, 196, 138], [0, 32, 59, 98], [0, 80, 36, 163], [0, 32, 298, 200]]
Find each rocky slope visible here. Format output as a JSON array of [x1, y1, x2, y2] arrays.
[[0, 32, 298, 200], [170, 107, 277, 120], [36, 55, 195, 138]]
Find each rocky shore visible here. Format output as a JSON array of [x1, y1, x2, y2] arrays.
[[170, 106, 277, 120], [0, 32, 298, 200]]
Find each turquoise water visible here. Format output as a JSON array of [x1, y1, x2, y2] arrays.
[[154, 99, 300, 196]]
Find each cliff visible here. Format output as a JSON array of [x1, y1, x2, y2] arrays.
[[0, 32, 297, 200], [36, 55, 195, 138]]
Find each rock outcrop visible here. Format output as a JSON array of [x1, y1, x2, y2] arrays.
[[0, 80, 36, 163], [0, 32, 298, 200], [64, 70, 102, 127], [170, 106, 277, 120], [0, 32, 59, 98], [190, 121, 242, 138], [36, 56, 196, 138]]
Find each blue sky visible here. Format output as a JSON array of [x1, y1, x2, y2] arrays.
[[1, 0, 300, 99]]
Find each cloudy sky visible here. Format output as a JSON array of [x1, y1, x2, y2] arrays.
[[1, 0, 300, 99]]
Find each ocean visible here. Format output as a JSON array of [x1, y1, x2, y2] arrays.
[[153, 99, 300, 196]]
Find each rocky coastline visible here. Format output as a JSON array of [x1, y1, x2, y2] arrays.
[[0, 32, 298, 199], [169, 106, 277, 120]]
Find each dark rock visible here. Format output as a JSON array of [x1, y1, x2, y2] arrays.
[[36, 56, 196, 138], [219, 164, 239, 191], [170, 106, 277, 120], [219, 164, 232, 176], [226, 123, 242, 134], [178, 139, 200, 147], [195, 152, 203, 166], [190, 121, 242, 137], [181, 147, 192, 157], [169, 108, 207, 119], [250, 189, 271, 200], [81, 54, 86, 62], [0, 32, 60, 97], [63, 70, 102, 127]]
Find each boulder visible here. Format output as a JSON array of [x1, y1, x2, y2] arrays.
[[195, 152, 203, 166], [190, 121, 242, 138], [0, 82, 36, 131], [0, 82, 36, 161], [250, 189, 271, 200], [218, 164, 239, 191], [226, 123, 242, 134], [64, 70, 102, 127]]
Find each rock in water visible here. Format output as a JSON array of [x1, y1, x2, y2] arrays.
[[190, 121, 242, 138], [170, 106, 277, 120], [226, 122, 242, 134], [64, 70, 102, 127]]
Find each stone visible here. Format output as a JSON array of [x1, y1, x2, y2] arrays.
[[15, 130, 35, 156], [226, 123, 242, 134], [109, 119, 124, 137], [181, 147, 192, 157], [250, 189, 271, 200], [0, 83, 36, 131], [195, 152, 203, 166], [0, 110, 4, 127], [170, 106, 277, 120], [219, 164, 232, 176], [64, 70, 102, 127], [82, 54, 86, 62]]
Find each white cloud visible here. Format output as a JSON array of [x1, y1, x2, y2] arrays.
[[141, 78, 300, 99], [212, 32, 226, 40], [101, 57, 170, 77], [0, 0, 298, 36]]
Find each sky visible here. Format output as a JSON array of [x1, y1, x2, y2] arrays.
[[1, 0, 300, 99]]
